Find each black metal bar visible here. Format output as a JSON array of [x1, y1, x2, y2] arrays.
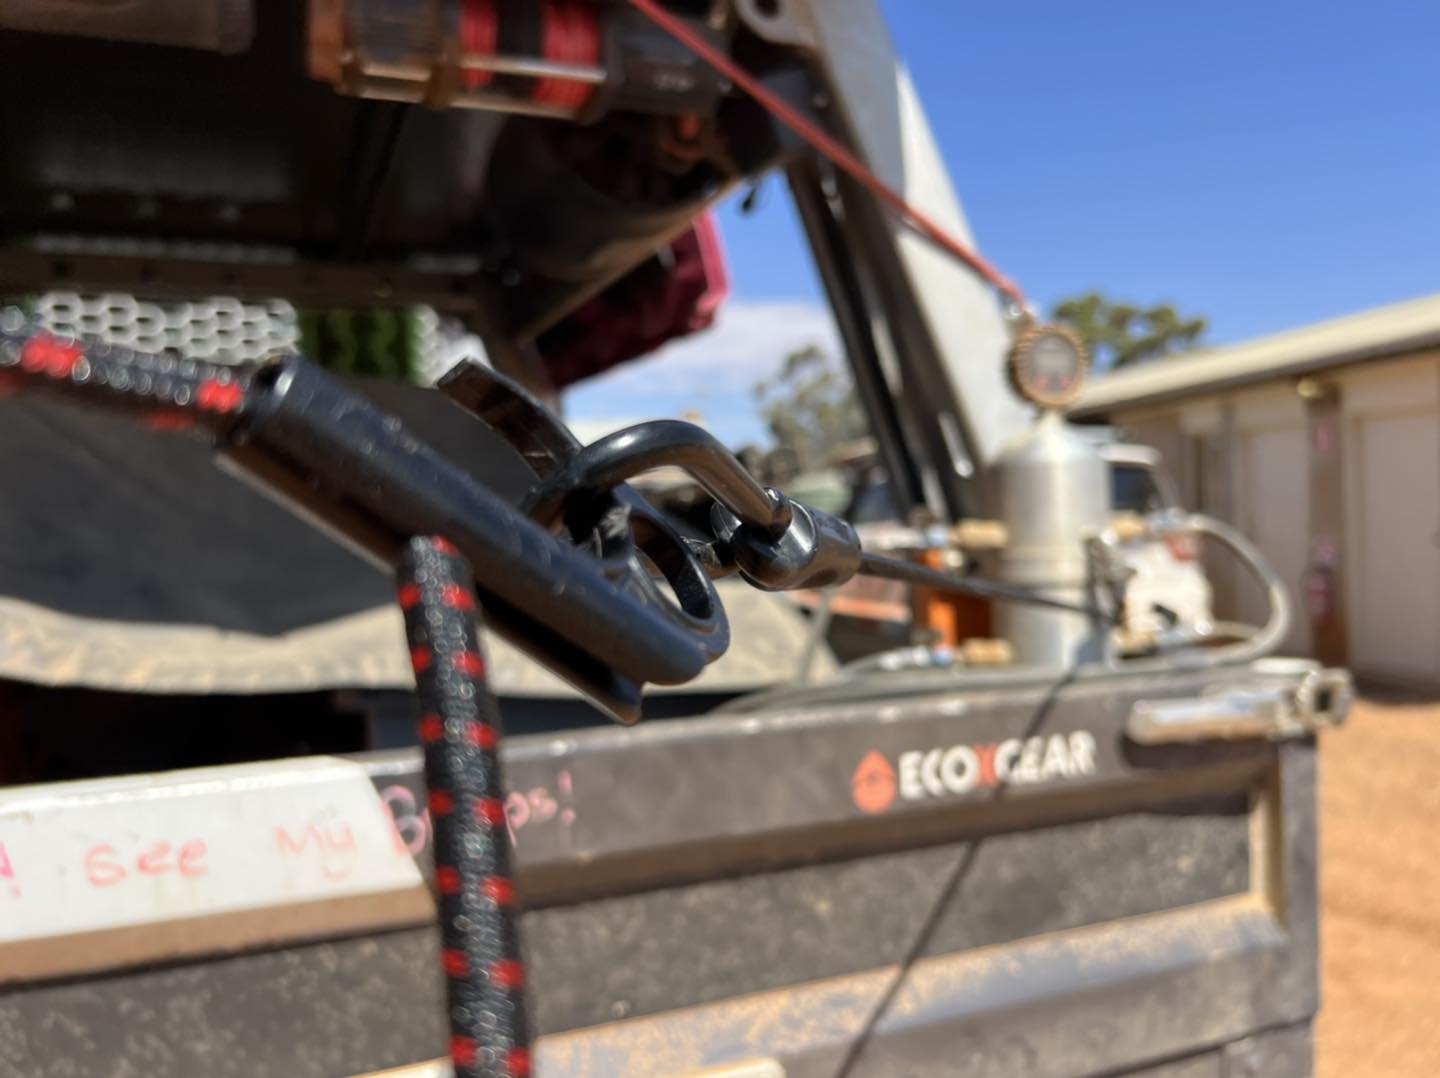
[[398, 537, 531, 1078], [223, 355, 728, 721], [786, 160, 926, 517], [0, 250, 485, 317]]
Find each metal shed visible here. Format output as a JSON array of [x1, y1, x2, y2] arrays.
[[1072, 293, 1440, 686]]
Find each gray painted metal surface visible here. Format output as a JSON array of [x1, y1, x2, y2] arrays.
[[0, 663, 1324, 1076]]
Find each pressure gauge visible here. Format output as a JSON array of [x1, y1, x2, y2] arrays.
[[1007, 324, 1090, 409]]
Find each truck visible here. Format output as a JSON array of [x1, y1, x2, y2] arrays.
[[0, 2, 1348, 1075]]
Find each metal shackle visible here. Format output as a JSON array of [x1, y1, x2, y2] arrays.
[[712, 490, 863, 592]]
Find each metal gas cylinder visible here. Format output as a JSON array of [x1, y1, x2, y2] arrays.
[[992, 410, 1108, 666]]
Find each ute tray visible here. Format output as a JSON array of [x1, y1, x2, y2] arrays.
[[0, 663, 1320, 1077]]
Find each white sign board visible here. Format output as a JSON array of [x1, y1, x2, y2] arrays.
[[0, 756, 428, 978]]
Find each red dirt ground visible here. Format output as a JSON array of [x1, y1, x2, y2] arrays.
[[1317, 695, 1440, 1077]]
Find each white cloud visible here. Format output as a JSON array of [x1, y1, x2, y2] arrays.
[[562, 300, 839, 445]]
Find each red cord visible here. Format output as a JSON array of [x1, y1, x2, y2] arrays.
[[534, 1, 600, 112], [461, 0, 499, 90], [625, 0, 1029, 312]]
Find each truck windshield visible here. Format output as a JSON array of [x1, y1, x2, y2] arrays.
[[1110, 463, 1167, 513]]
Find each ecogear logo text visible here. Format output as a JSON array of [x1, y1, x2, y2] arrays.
[[851, 731, 1098, 814]]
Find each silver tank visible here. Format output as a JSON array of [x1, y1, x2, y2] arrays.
[[991, 411, 1109, 666]]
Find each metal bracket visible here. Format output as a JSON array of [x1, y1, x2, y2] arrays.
[[731, 0, 819, 51]]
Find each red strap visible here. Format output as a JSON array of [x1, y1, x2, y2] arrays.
[[460, 0, 498, 90], [625, 0, 1029, 312]]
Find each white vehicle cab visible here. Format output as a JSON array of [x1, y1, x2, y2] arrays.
[[1097, 441, 1214, 645]]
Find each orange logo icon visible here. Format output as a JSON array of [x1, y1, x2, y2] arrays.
[[851, 751, 896, 815]]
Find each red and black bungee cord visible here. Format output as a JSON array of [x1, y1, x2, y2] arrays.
[[398, 537, 531, 1078], [0, 328, 249, 428]]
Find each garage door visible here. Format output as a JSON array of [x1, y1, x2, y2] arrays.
[[1236, 424, 1311, 655], [1349, 410, 1440, 682]]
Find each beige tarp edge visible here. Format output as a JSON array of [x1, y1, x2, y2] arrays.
[[0, 582, 833, 697]]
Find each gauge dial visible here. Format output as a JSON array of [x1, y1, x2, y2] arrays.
[[1008, 324, 1090, 408]]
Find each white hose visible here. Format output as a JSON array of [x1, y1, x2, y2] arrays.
[[1123, 511, 1292, 670]]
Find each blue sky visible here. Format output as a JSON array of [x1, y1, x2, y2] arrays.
[[568, 0, 1440, 445]]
